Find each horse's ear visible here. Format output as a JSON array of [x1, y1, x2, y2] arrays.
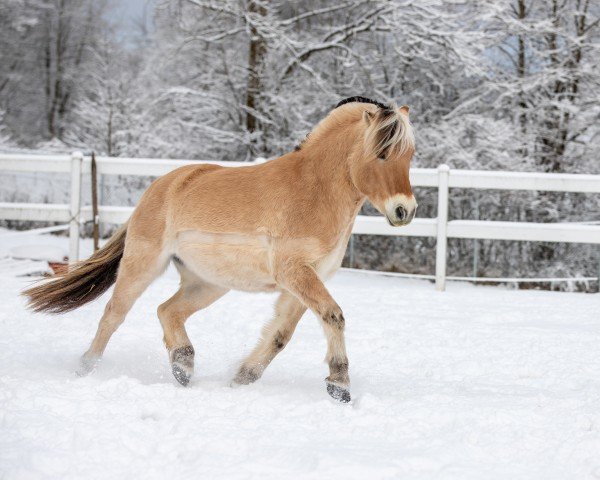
[[363, 110, 373, 126], [399, 105, 410, 116]]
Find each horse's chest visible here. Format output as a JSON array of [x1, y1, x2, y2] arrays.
[[315, 231, 351, 280]]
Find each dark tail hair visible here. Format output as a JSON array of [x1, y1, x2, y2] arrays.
[[23, 223, 128, 314]]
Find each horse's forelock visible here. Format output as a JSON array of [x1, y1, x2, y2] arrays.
[[367, 104, 415, 159]]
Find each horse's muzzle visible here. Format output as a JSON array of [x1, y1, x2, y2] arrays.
[[386, 203, 417, 227]]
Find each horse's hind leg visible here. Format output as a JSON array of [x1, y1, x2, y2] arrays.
[[158, 264, 228, 386], [78, 244, 168, 375], [233, 291, 306, 385]]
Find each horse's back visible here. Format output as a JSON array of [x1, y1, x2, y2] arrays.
[[164, 157, 303, 233], [165, 155, 347, 242]]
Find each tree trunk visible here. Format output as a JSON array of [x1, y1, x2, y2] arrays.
[[539, 0, 566, 173], [45, 15, 54, 138], [516, 0, 527, 135], [245, 0, 267, 155], [107, 102, 113, 156], [51, 0, 64, 139]]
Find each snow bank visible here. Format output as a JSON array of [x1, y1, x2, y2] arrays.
[[0, 244, 599, 479], [9, 245, 67, 263]]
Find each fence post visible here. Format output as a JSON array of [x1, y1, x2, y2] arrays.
[[69, 151, 83, 264], [435, 164, 450, 291], [472, 196, 479, 278], [597, 248, 600, 294]]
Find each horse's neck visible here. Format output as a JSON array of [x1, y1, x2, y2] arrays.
[[297, 128, 365, 225]]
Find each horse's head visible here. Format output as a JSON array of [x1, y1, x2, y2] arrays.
[[346, 99, 417, 226]]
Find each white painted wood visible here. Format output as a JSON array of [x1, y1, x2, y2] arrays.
[[447, 220, 600, 244], [69, 152, 83, 263], [352, 216, 437, 237], [449, 170, 600, 193], [436, 165, 450, 291], [0, 203, 71, 222], [0, 153, 71, 173], [409, 168, 438, 187], [91, 206, 133, 224], [87, 156, 255, 176]]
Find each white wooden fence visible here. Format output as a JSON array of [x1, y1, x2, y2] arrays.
[[1, 152, 600, 291]]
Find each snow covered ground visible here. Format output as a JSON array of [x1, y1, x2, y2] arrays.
[[1, 235, 599, 479]]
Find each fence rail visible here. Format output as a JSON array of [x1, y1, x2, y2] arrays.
[[1, 152, 599, 290]]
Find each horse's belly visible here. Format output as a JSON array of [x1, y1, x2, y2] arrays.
[[175, 231, 277, 292]]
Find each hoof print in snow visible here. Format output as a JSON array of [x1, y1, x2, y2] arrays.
[[327, 383, 351, 403]]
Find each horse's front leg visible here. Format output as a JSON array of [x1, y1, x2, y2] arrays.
[[275, 260, 351, 403]]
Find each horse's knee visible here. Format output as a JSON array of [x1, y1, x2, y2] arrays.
[[321, 306, 345, 331], [272, 330, 288, 352]]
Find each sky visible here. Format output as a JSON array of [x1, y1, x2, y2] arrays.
[[107, 0, 155, 46]]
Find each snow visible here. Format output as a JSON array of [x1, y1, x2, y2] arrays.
[[9, 244, 67, 263], [1, 236, 599, 479]]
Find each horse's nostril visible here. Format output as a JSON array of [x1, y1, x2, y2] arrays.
[[395, 205, 407, 221]]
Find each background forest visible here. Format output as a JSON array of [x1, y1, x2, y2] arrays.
[[1, 0, 599, 288]]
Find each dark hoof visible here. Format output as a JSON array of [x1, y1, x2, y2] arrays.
[[232, 365, 261, 386], [327, 383, 351, 403], [76, 355, 100, 377], [172, 363, 191, 386], [170, 345, 194, 386]]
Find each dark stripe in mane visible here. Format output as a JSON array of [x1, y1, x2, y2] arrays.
[[336, 97, 401, 159], [335, 96, 389, 110], [295, 96, 393, 152], [376, 109, 398, 159], [294, 133, 309, 151]]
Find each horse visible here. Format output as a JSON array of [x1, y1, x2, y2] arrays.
[[23, 96, 417, 403]]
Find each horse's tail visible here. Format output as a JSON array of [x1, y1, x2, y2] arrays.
[[23, 222, 129, 314]]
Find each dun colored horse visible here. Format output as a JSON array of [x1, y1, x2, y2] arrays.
[[24, 96, 417, 403]]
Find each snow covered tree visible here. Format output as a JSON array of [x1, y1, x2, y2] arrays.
[[63, 30, 138, 156], [0, 0, 112, 144]]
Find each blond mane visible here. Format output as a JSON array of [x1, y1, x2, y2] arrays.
[[364, 103, 415, 159], [298, 98, 415, 160]]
